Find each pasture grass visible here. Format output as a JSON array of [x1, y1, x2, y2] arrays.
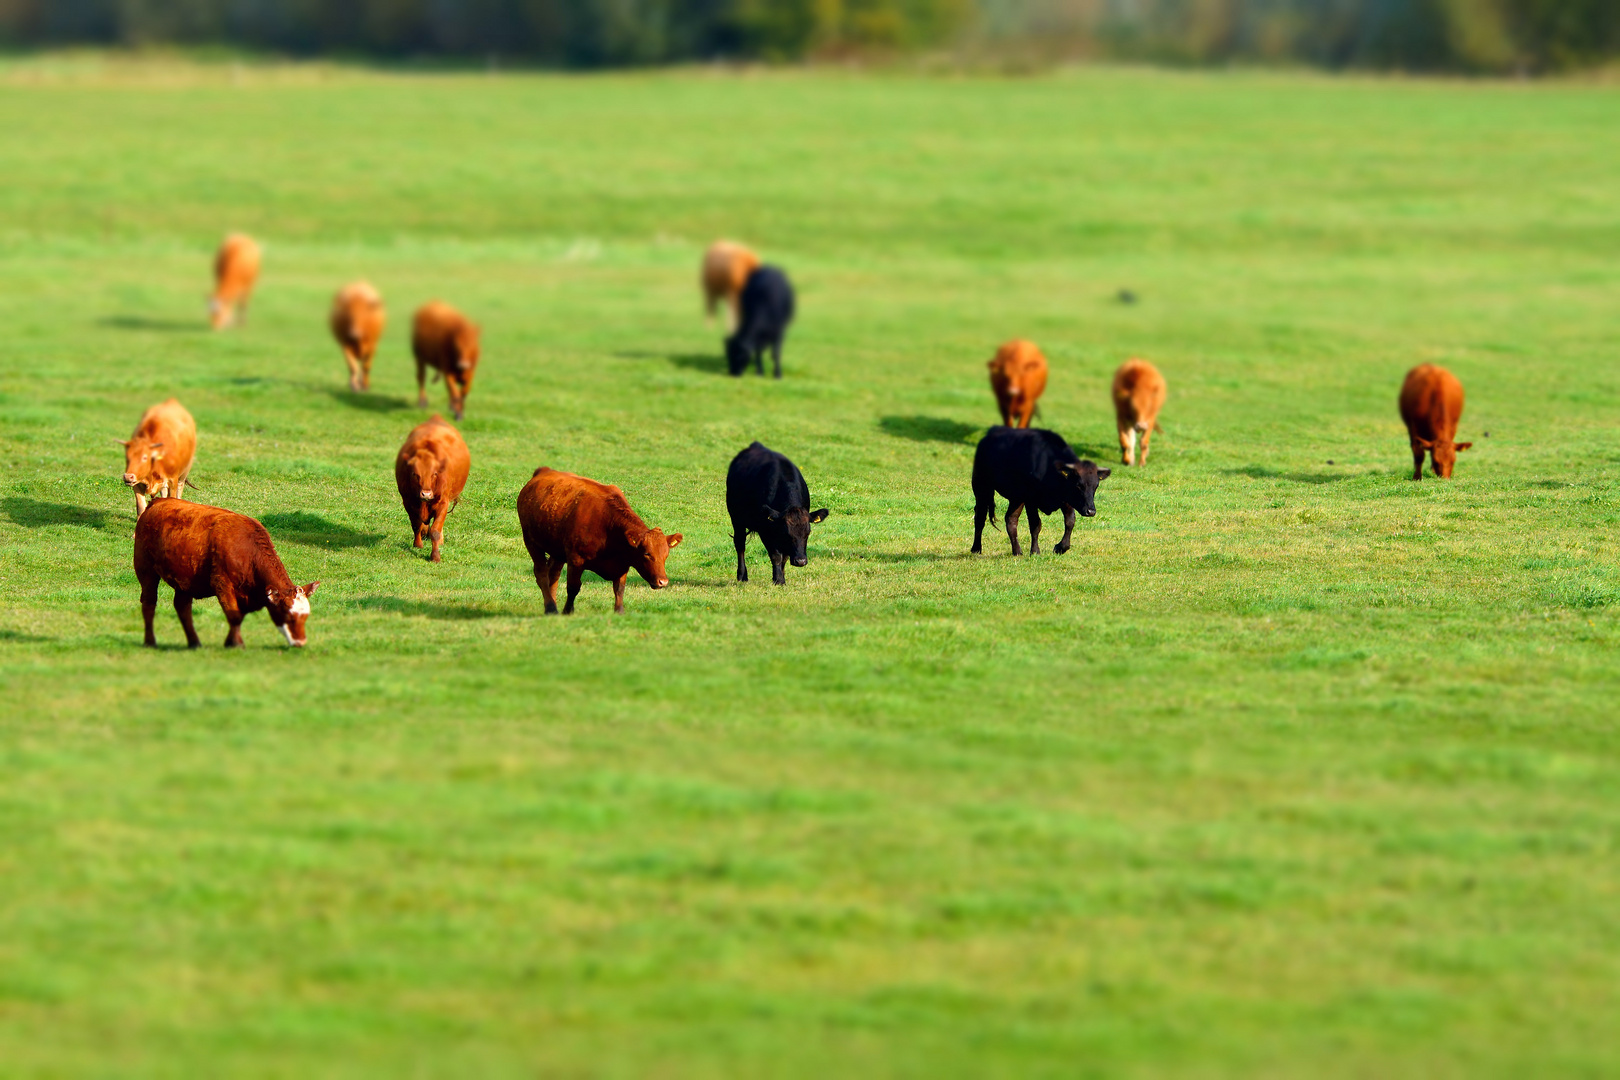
[[1, 58, 1617, 1075]]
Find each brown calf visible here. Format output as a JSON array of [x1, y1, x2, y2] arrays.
[[702, 240, 761, 328], [133, 500, 319, 649], [1399, 364, 1472, 480], [395, 416, 470, 563], [331, 280, 386, 391], [1112, 359, 1167, 466], [115, 398, 197, 519], [988, 340, 1049, 429], [516, 467, 682, 615], [412, 301, 480, 421], [210, 233, 261, 330]]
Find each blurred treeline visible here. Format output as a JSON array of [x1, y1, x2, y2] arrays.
[[0, 0, 1614, 72]]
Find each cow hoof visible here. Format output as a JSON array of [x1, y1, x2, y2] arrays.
[[1054, 544, 1070, 555]]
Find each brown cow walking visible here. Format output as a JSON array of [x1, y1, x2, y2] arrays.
[[331, 281, 386, 391], [1399, 364, 1473, 480], [988, 340, 1049, 429], [133, 500, 319, 648], [701, 240, 761, 328], [395, 416, 470, 563], [516, 468, 682, 615], [115, 398, 197, 519], [1112, 359, 1167, 466], [210, 233, 261, 330], [412, 301, 480, 421]]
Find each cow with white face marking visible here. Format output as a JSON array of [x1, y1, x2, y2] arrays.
[[115, 398, 197, 519], [726, 442, 829, 585]]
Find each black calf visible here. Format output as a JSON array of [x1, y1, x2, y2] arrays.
[[971, 426, 1109, 555], [726, 266, 795, 378], [727, 441, 829, 584]]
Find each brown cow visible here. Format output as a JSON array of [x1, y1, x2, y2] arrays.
[[1399, 364, 1473, 480], [988, 340, 1049, 429], [516, 468, 682, 615], [133, 500, 319, 649], [412, 301, 480, 421], [1112, 359, 1167, 466], [331, 280, 386, 391], [702, 240, 761, 328], [115, 398, 197, 519], [210, 233, 261, 330], [395, 416, 470, 563]]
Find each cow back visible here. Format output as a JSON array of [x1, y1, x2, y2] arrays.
[[134, 499, 292, 600], [397, 417, 471, 501], [214, 234, 261, 300], [518, 468, 647, 563], [727, 442, 809, 524], [1399, 364, 1465, 442]]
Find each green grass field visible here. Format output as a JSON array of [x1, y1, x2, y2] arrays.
[[1, 57, 1617, 1076]]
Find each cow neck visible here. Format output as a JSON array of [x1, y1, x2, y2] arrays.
[[248, 529, 295, 600]]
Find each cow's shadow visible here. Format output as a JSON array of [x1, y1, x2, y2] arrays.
[[1225, 466, 1357, 485], [350, 595, 513, 620], [98, 315, 205, 333], [1, 497, 116, 530], [261, 512, 386, 548], [880, 416, 981, 444], [325, 388, 412, 412]]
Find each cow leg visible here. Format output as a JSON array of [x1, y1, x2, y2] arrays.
[[360, 350, 373, 391], [532, 555, 560, 614], [771, 336, 783, 379], [1138, 424, 1154, 465], [563, 564, 584, 615], [771, 550, 787, 585], [219, 599, 244, 648], [416, 361, 429, 408], [1026, 504, 1042, 555], [612, 573, 628, 614], [448, 377, 465, 421], [135, 492, 148, 519], [1411, 444, 1426, 481], [1004, 503, 1024, 556], [174, 476, 186, 501], [139, 572, 160, 647], [429, 517, 445, 563], [733, 525, 749, 582], [1119, 426, 1136, 466], [1054, 507, 1076, 555], [972, 489, 993, 553], [174, 593, 201, 649], [344, 348, 362, 391]]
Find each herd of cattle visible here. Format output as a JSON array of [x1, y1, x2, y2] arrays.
[[116, 234, 1478, 648]]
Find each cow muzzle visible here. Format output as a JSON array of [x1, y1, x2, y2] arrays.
[[123, 473, 141, 487], [655, 577, 669, 589], [420, 490, 434, 501], [791, 556, 808, 567], [1081, 507, 1096, 518]]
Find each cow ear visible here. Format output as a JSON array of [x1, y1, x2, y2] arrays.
[[303, 581, 322, 597], [665, 533, 683, 549], [1455, 442, 1473, 452], [760, 504, 781, 522], [1096, 468, 1111, 481], [808, 508, 830, 524], [265, 588, 277, 603]]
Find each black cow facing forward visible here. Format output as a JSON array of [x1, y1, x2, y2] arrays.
[[727, 442, 829, 584], [726, 266, 795, 378], [972, 426, 1109, 556]]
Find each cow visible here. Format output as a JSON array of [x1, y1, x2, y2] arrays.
[[726, 266, 795, 378], [1399, 364, 1472, 480], [701, 240, 761, 329], [516, 468, 682, 615], [412, 301, 480, 420], [331, 280, 386, 392], [987, 340, 1049, 429], [726, 442, 830, 585], [971, 426, 1109, 556], [209, 233, 261, 330], [394, 415, 470, 563], [114, 398, 197, 519], [133, 499, 319, 648], [1112, 358, 1167, 466]]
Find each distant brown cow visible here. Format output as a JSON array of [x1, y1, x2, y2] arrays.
[[702, 241, 761, 328], [395, 416, 470, 563], [210, 233, 261, 330], [516, 467, 682, 615], [133, 500, 319, 649], [412, 301, 480, 421], [331, 281, 386, 391], [115, 398, 197, 519], [988, 340, 1048, 429], [1399, 364, 1473, 480], [1112, 359, 1167, 466]]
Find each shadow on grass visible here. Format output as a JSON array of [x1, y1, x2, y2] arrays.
[[852, 551, 968, 563], [0, 629, 53, 643], [261, 512, 386, 548], [351, 595, 515, 620], [99, 315, 205, 333], [880, 416, 981, 444], [1226, 465, 1357, 485], [1, 497, 116, 530], [613, 349, 729, 374], [324, 387, 413, 413]]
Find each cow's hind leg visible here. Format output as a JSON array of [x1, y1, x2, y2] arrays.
[[771, 336, 783, 379], [1026, 505, 1042, 555], [1412, 444, 1427, 481], [532, 554, 560, 614], [733, 522, 749, 582], [1137, 423, 1154, 465], [1054, 507, 1076, 555], [972, 488, 993, 553], [174, 593, 201, 649], [770, 549, 787, 585], [563, 563, 585, 615], [139, 572, 160, 647], [1004, 503, 1024, 556]]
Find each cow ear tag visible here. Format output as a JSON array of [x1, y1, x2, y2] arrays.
[[1096, 468, 1111, 481]]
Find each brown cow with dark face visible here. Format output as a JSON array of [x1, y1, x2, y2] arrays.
[[702, 240, 761, 329], [1399, 364, 1473, 480], [210, 233, 261, 330], [988, 340, 1049, 429], [331, 280, 386, 391], [516, 467, 682, 615], [394, 415, 470, 562], [115, 398, 197, 519], [412, 301, 480, 421], [133, 500, 319, 648]]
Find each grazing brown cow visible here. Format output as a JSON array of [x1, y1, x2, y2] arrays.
[[516, 468, 682, 615], [395, 416, 470, 563], [133, 500, 319, 649], [701, 240, 761, 328], [412, 301, 480, 421], [115, 398, 197, 519], [330, 280, 386, 391], [210, 233, 261, 330], [1112, 359, 1167, 466], [988, 340, 1049, 429], [1399, 364, 1473, 480]]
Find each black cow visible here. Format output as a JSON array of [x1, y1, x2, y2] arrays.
[[726, 266, 795, 378], [727, 441, 829, 584], [971, 426, 1109, 555]]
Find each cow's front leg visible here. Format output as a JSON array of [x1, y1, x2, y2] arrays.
[[734, 528, 749, 582], [359, 350, 374, 391], [219, 598, 245, 648], [1138, 424, 1154, 464], [411, 499, 426, 548], [174, 476, 187, 501], [344, 348, 363, 391], [134, 492, 148, 519], [1054, 507, 1076, 555], [612, 573, 628, 613], [563, 563, 585, 615], [1411, 443, 1426, 481], [174, 593, 201, 649], [1026, 505, 1042, 555], [429, 518, 445, 563], [1004, 503, 1024, 556], [139, 573, 160, 647], [770, 549, 787, 585], [753, 347, 765, 377], [1119, 425, 1136, 466]]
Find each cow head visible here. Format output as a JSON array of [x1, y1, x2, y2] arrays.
[[406, 450, 443, 504], [761, 505, 830, 567], [266, 581, 321, 647], [631, 529, 683, 589], [208, 296, 231, 330], [725, 335, 750, 376], [1055, 460, 1110, 516], [1414, 437, 1472, 478], [115, 437, 165, 494]]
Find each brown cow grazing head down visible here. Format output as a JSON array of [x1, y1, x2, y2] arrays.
[[266, 582, 322, 647], [987, 340, 1049, 429], [1398, 364, 1473, 480], [631, 528, 682, 590]]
